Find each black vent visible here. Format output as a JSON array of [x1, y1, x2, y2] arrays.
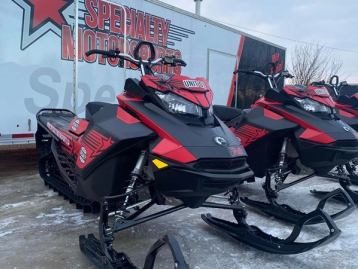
[[194, 158, 247, 171], [333, 140, 358, 148]]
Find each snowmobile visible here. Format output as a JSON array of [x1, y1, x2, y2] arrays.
[[311, 76, 358, 187], [213, 69, 358, 226], [36, 41, 341, 268]]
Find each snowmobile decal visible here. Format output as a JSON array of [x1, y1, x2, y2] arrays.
[[69, 118, 89, 136], [230, 124, 268, 147], [76, 130, 114, 169], [141, 75, 213, 108], [46, 122, 71, 147]]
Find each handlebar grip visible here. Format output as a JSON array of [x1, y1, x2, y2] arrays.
[[233, 69, 254, 75], [133, 41, 156, 61], [174, 58, 187, 67], [85, 49, 118, 58]]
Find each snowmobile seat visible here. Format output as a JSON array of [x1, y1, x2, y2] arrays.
[[213, 105, 242, 122], [85, 102, 112, 122]]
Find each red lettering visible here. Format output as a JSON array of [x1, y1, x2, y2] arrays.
[[129, 8, 136, 39], [83, 29, 96, 63], [136, 11, 145, 40], [61, 25, 74, 61], [98, 0, 110, 31], [110, 5, 121, 34], [145, 14, 153, 42], [160, 19, 170, 46], [152, 17, 160, 45], [84, 0, 98, 28]]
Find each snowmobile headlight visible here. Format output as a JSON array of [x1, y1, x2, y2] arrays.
[[155, 91, 203, 117], [294, 98, 331, 113]]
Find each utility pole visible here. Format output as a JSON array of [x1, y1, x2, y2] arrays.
[[194, 0, 203, 16]]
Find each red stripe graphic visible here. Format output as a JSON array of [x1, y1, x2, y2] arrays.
[[227, 36, 246, 106]]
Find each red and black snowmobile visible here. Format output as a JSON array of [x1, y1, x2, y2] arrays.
[[213, 68, 358, 226], [311, 76, 358, 186], [35, 42, 341, 268]]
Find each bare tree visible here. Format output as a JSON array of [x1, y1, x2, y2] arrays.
[[289, 44, 342, 85]]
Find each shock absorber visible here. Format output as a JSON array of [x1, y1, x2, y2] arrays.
[[276, 138, 288, 182], [118, 150, 147, 217]]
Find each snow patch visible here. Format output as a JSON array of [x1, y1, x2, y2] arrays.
[[33, 190, 57, 198], [0, 217, 16, 229], [0, 231, 13, 238], [0, 201, 30, 210], [36, 207, 95, 226]]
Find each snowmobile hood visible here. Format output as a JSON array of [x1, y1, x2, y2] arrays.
[[284, 85, 335, 107], [141, 74, 213, 108]]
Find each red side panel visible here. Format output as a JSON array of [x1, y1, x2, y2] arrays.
[[116, 107, 140, 124], [253, 97, 282, 108], [152, 138, 196, 163], [299, 129, 335, 144], [335, 103, 358, 117], [264, 108, 283, 120], [338, 109, 355, 118], [118, 97, 197, 164], [227, 36, 246, 106], [230, 124, 268, 147]]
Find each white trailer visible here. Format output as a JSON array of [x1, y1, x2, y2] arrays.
[[0, 0, 285, 146]]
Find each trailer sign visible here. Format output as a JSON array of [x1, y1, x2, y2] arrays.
[[13, 0, 191, 74], [0, 0, 285, 145]]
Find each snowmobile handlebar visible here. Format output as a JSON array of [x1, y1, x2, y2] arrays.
[[85, 49, 187, 75], [311, 75, 349, 97], [234, 69, 293, 91], [85, 49, 163, 66], [234, 69, 293, 79]]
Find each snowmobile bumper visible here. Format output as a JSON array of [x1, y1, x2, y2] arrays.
[[202, 207, 340, 255]]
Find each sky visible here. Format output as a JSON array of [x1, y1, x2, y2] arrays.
[[159, 0, 358, 82]]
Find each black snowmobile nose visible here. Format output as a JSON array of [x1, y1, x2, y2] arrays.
[[154, 159, 254, 208]]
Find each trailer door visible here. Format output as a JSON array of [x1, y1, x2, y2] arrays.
[[207, 49, 236, 105]]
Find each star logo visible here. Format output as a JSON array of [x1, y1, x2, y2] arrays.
[[12, 0, 73, 50]]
